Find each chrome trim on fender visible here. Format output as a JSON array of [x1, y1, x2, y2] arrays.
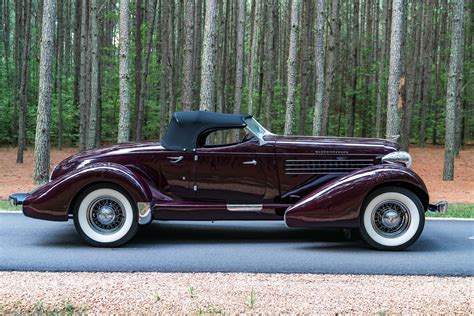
[[137, 202, 152, 225], [382, 151, 412, 168], [227, 204, 263, 212]]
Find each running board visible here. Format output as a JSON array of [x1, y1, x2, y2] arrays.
[[151, 201, 291, 215]]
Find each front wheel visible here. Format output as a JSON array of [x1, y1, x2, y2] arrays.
[[73, 184, 139, 247], [360, 187, 425, 251]]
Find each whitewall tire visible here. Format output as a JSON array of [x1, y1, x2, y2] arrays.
[[360, 187, 425, 251], [73, 184, 139, 247]]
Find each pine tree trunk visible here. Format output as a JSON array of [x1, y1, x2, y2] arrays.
[[78, 0, 88, 151], [3, 0, 12, 141], [216, 0, 225, 114], [133, 0, 143, 138], [193, 0, 203, 107], [298, 0, 313, 135], [233, 0, 245, 116], [263, 0, 275, 129], [34, 0, 56, 183], [73, 1, 81, 118], [312, 0, 325, 136], [182, 0, 195, 111], [283, 0, 300, 135], [56, 0, 64, 150], [247, 0, 260, 115], [443, 0, 465, 180], [159, 0, 170, 138], [385, 0, 404, 141], [85, 0, 98, 150], [347, 0, 358, 137], [199, 0, 218, 111], [417, 1, 434, 147], [168, 0, 176, 118], [117, 0, 130, 143], [321, 0, 339, 136], [399, 1, 417, 151], [16, 0, 31, 163], [135, 0, 158, 141], [375, 0, 388, 138]]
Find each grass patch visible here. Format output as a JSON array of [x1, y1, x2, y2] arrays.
[[426, 204, 473, 218], [0, 199, 21, 211]]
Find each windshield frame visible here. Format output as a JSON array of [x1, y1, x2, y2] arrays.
[[244, 117, 271, 146]]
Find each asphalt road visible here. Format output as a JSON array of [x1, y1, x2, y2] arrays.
[[0, 213, 472, 276]]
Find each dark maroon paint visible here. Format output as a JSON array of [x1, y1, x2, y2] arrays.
[[22, 132, 430, 229]]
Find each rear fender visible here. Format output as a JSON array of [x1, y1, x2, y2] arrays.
[[23, 163, 162, 221], [284, 164, 429, 228]]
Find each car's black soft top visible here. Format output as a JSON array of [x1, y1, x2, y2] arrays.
[[161, 111, 252, 151]]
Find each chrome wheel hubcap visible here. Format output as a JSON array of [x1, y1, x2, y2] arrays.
[[97, 206, 115, 225], [87, 196, 126, 234], [371, 200, 410, 238]]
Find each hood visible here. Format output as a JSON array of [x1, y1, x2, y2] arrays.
[[50, 142, 165, 180], [267, 134, 399, 156]]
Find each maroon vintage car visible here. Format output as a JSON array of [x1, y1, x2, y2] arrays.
[[10, 111, 447, 250]]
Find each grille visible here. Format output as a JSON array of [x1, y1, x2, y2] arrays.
[[285, 159, 374, 175]]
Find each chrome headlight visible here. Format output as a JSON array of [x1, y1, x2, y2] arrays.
[[382, 151, 412, 168]]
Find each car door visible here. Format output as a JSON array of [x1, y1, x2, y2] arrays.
[[194, 130, 267, 203], [158, 152, 195, 200]]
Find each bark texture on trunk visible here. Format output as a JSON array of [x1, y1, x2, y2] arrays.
[[247, 0, 260, 115], [78, 0, 88, 151], [385, 0, 404, 141], [321, 0, 339, 136], [443, 0, 465, 181], [417, 0, 434, 147], [117, 0, 130, 143], [34, 0, 56, 183], [86, 0, 99, 150], [233, 0, 245, 116], [283, 0, 300, 135], [199, 0, 218, 111], [16, 0, 31, 163], [135, 0, 158, 141], [182, 0, 195, 111], [263, 0, 275, 129], [312, 0, 325, 136]]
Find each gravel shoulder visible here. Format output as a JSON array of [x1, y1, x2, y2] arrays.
[[0, 272, 472, 314]]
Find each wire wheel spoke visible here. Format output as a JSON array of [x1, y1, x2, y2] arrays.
[[371, 200, 411, 238], [87, 196, 126, 234]]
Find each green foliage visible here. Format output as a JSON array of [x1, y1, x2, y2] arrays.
[[245, 287, 257, 310], [33, 300, 45, 313], [152, 290, 161, 302], [195, 304, 224, 315], [188, 286, 196, 298]]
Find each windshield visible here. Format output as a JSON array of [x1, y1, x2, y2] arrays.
[[244, 118, 270, 142]]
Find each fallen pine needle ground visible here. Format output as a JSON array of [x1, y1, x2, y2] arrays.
[[0, 272, 472, 314]]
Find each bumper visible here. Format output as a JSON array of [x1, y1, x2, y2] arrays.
[[428, 201, 448, 213], [8, 193, 30, 207]]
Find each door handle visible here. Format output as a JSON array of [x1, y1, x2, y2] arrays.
[[242, 159, 257, 165], [167, 156, 184, 163]]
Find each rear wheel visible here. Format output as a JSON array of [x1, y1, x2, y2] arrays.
[[360, 187, 425, 251], [73, 184, 139, 247]]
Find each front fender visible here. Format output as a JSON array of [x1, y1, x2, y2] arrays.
[[284, 164, 429, 228], [23, 163, 157, 221]]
